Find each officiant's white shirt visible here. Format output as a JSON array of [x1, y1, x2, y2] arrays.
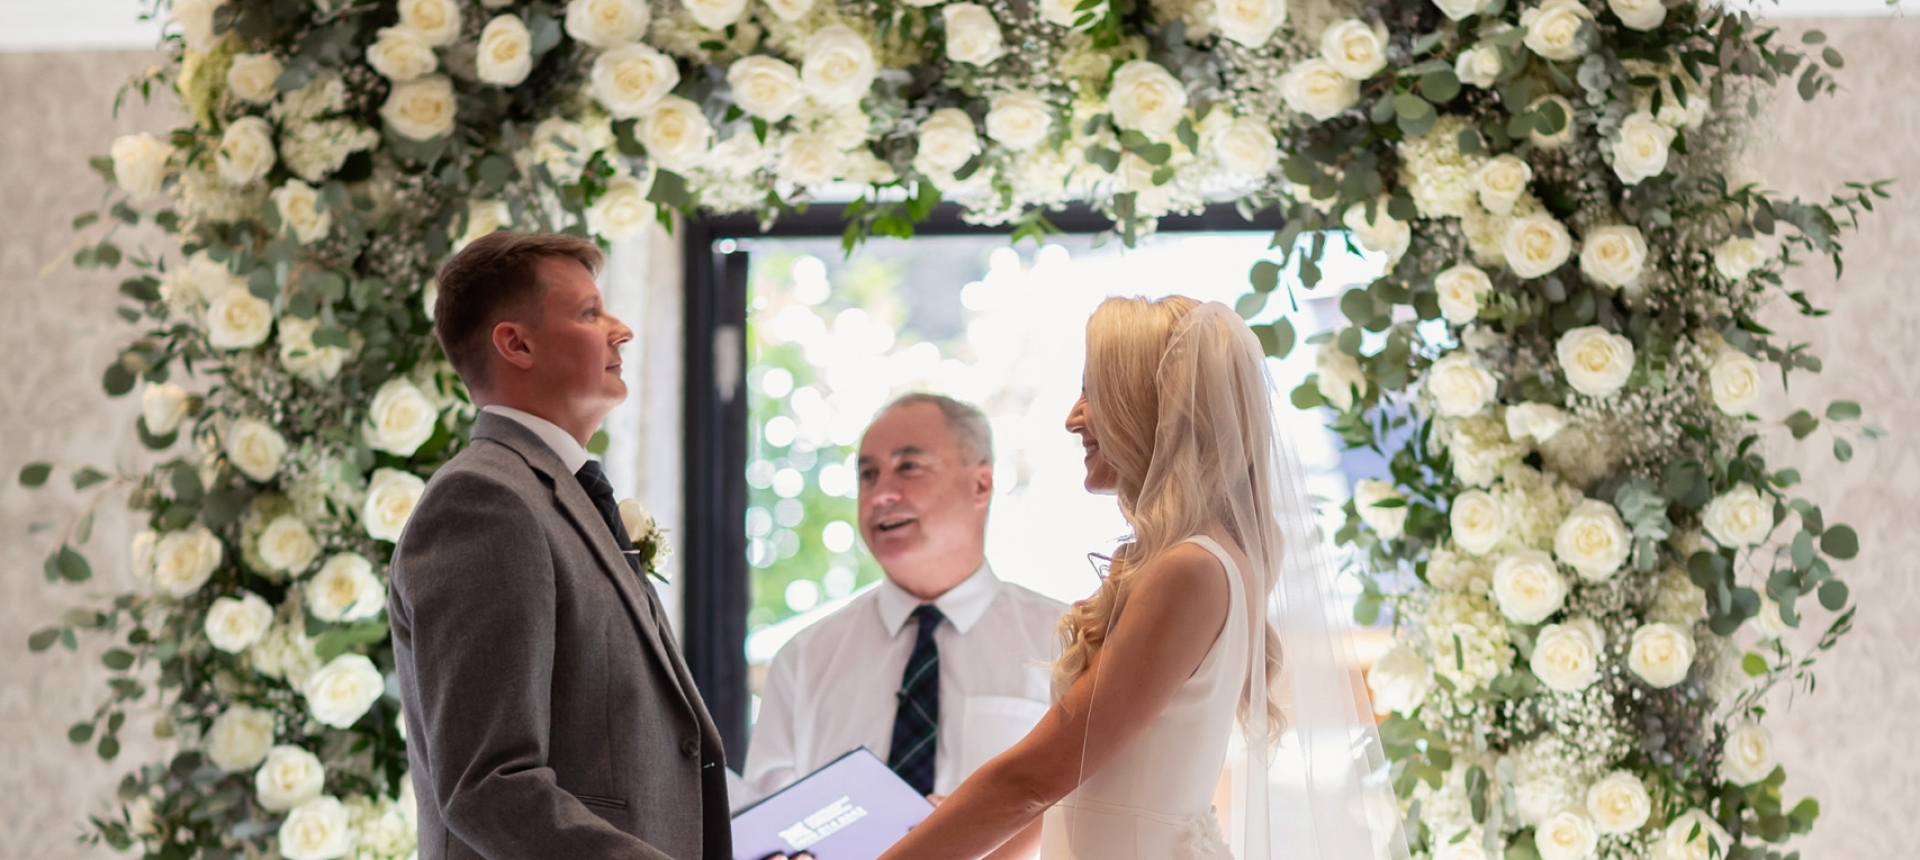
[[741, 562, 1066, 804]]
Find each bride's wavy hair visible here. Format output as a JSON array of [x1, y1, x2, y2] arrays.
[[1051, 295, 1286, 743]]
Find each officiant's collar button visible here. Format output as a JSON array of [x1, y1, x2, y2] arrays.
[[681, 738, 700, 758]]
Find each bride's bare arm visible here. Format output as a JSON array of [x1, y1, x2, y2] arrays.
[[874, 541, 1231, 860]]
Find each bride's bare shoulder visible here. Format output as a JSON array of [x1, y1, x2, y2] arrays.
[[1131, 541, 1230, 606]]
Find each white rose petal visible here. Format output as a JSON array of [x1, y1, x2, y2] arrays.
[[477, 15, 534, 87], [1714, 237, 1766, 281], [1531, 620, 1602, 692], [1529, 94, 1577, 149], [1702, 483, 1772, 547], [398, 0, 461, 46], [727, 56, 804, 122], [1554, 499, 1632, 581], [1609, 0, 1666, 31], [1628, 622, 1696, 688], [303, 653, 386, 728], [271, 179, 333, 245], [1433, 0, 1490, 21], [1454, 44, 1504, 88], [1586, 772, 1652, 834], [1653, 810, 1730, 860], [1536, 810, 1600, 860], [529, 117, 593, 184], [1343, 199, 1411, 260], [1107, 60, 1188, 137], [777, 133, 848, 185], [454, 198, 511, 253], [110, 132, 174, 201], [1555, 326, 1634, 397], [1435, 264, 1493, 325], [308, 553, 386, 622], [1429, 353, 1498, 418], [1721, 721, 1775, 785], [1520, 0, 1593, 62], [217, 116, 277, 186], [381, 74, 457, 141], [207, 288, 274, 351], [586, 173, 654, 242], [278, 315, 350, 384], [801, 25, 878, 107], [142, 382, 192, 436], [171, 0, 227, 51], [1505, 402, 1569, 444], [1578, 225, 1647, 289], [1315, 342, 1367, 411], [914, 108, 982, 175], [1280, 58, 1358, 121], [1491, 549, 1568, 624], [364, 468, 427, 543], [207, 704, 275, 771], [227, 417, 288, 482], [1365, 644, 1430, 716], [763, 0, 816, 21], [258, 515, 319, 575], [591, 44, 680, 119], [1708, 350, 1762, 415], [943, 4, 1007, 66], [153, 526, 223, 597], [683, 0, 748, 29], [618, 498, 655, 544], [1319, 19, 1387, 80], [640, 95, 712, 171], [1502, 212, 1573, 278], [205, 590, 274, 653], [1474, 154, 1531, 216], [566, 0, 650, 47], [1611, 111, 1675, 185], [1353, 479, 1408, 542], [367, 27, 439, 82], [1208, 115, 1279, 179], [255, 745, 326, 812], [279, 796, 353, 860], [1451, 489, 1508, 556], [986, 91, 1054, 152], [227, 53, 283, 104], [1213, 0, 1287, 48], [363, 378, 441, 457]]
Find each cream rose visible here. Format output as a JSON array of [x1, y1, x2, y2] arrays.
[[914, 108, 982, 175], [943, 4, 1007, 66], [142, 382, 192, 436], [1713, 237, 1765, 281], [363, 377, 440, 457], [566, 0, 650, 46], [1473, 154, 1531, 216], [1434, 264, 1492, 325], [303, 653, 385, 728], [1628, 622, 1695, 688], [227, 417, 288, 482], [684, 0, 749, 29], [207, 288, 274, 350], [1320, 19, 1387, 80], [727, 56, 803, 122], [308, 553, 385, 622], [1529, 94, 1577, 149], [1578, 225, 1647, 289], [1585, 772, 1652, 834], [1039, 0, 1099, 27], [153, 526, 223, 597], [1429, 353, 1498, 418], [259, 515, 320, 574], [1365, 644, 1430, 716], [271, 179, 332, 244], [1491, 550, 1568, 624], [381, 74, 457, 141], [1505, 402, 1569, 443], [776, 133, 847, 185], [1609, 0, 1665, 30], [367, 27, 438, 82], [398, 0, 461, 46], [454, 198, 511, 252], [640, 95, 712, 171], [1536, 810, 1600, 860], [207, 704, 275, 771], [279, 796, 353, 860], [477, 15, 534, 87], [618, 498, 656, 544], [1209, 115, 1279, 179], [1315, 342, 1367, 411], [1213, 0, 1286, 47], [1451, 489, 1508, 556], [1279, 58, 1358, 121], [1653, 810, 1730, 860], [171, 0, 226, 51], [591, 44, 680, 119], [1502, 212, 1573, 279], [1353, 479, 1408, 541], [764, 0, 816, 21], [586, 173, 652, 241], [364, 468, 427, 542], [1702, 483, 1771, 547], [1107, 60, 1188, 137], [217, 117, 276, 186], [110, 132, 173, 201], [1720, 720, 1776, 785], [1520, 0, 1593, 62], [986, 92, 1054, 152], [1433, 0, 1490, 19], [1555, 326, 1634, 397], [1344, 200, 1411, 260], [1454, 44, 1503, 88], [1531, 619, 1602, 692], [529, 117, 592, 184], [1708, 350, 1762, 415], [802, 25, 878, 107], [278, 316, 349, 383], [205, 590, 274, 653], [255, 745, 326, 812], [1554, 499, 1631, 581], [1611, 111, 1675, 185], [227, 53, 283, 104]]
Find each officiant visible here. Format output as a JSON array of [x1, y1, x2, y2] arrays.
[[740, 394, 1066, 811]]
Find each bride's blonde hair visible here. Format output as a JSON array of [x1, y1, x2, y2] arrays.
[[1051, 296, 1285, 739]]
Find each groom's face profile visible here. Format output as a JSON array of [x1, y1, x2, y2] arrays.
[[856, 403, 992, 596], [494, 255, 633, 418]]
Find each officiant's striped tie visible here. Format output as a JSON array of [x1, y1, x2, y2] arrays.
[[887, 604, 943, 796]]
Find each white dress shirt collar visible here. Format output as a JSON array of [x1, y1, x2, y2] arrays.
[[875, 560, 1001, 637], [482, 405, 593, 475]]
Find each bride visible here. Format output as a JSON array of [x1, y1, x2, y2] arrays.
[[874, 296, 1400, 860]]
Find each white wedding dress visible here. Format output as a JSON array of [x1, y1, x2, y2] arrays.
[[1038, 534, 1247, 860]]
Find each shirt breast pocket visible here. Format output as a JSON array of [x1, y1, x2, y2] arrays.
[[957, 695, 1051, 782]]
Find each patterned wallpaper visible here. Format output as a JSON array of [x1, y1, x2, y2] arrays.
[[3, 18, 1916, 858]]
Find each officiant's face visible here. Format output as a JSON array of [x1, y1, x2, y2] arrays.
[[856, 403, 992, 583], [1066, 393, 1119, 494]]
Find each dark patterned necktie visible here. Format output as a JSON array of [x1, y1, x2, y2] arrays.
[[887, 604, 944, 796], [574, 460, 641, 574]]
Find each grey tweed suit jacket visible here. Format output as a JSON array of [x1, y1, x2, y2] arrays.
[[390, 412, 730, 860]]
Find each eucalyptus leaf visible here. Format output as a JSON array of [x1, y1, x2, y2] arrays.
[[19, 462, 52, 487], [1820, 525, 1858, 559]]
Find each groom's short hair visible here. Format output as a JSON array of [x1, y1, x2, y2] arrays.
[[433, 231, 604, 391]]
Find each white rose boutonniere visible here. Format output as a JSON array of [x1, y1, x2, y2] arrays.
[[943, 4, 1007, 66], [1450, 489, 1508, 556], [1585, 771, 1652, 834], [1536, 810, 1600, 860], [477, 15, 535, 87], [271, 179, 332, 245], [303, 653, 386, 728], [683, 0, 749, 30], [363, 468, 427, 543], [1531, 618, 1603, 692], [1627, 622, 1696, 688], [586, 173, 653, 242], [1428, 352, 1498, 418], [205, 590, 274, 653], [110, 132, 174, 201], [1319, 19, 1388, 81], [1520, 0, 1593, 62], [1213, 0, 1286, 48], [1353, 479, 1408, 541], [1365, 644, 1430, 716], [152, 526, 223, 597], [258, 515, 320, 575], [1491, 549, 1568, 624], [1702, 483, 1772, 547], [207, 704, 276, 771], [640, 95, 713, 171], [1555, 326, 1634, 397], [1434, 264, 1493, 325], [1611, 111, 1675, 185], [1315, 342, 1367, 411], [227, 417, 288, 482], [381, 74, 457, 141], [619, 498, 657, 544], [1609, 0, 1666, 31], [1721, 721, 1775, 785], [1553, 498, 1632, 581], [398, 0, 461, 46], [1652, 810, 1730, 860], [727, 56, 804, 122], [802, 25, 878, 107], [1713, 236, 1766, 281], [986, 92, 1055, 152], [227, 53, 283, 104], [142, 382, 192, 436], [777, 134, 849, 186], [364, 377, 441, 457], [1578, 224, 1648, 289], [1502, 212, 1573, 278], [1107, 60, 1188, 137], [1280, 58, 1359, 121], [217, 117, 277, 186], [255, 746, 326, 813], [1708, 349, 1762, 414], [914, 108, 982, 175], [566, 0, 650, 47], [591, 44, 680, 118], [279, 796, 353, 860], [367, 27, 438, 82], [308, 553, 386, 622]]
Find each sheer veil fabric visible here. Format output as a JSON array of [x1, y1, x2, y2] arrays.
[[1062, 301, 1410, 860]]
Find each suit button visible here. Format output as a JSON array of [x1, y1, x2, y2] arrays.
[[681, 738, 700, 758]]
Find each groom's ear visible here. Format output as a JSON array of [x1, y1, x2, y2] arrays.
[[491, 320, 535, 372]]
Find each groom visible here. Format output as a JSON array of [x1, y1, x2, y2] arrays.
[[389, 232, 730, 860]]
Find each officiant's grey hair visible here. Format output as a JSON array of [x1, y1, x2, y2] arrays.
[[881, 393, 993, 466]]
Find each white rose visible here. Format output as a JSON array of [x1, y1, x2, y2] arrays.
[[1213, 0, 1287, 48], [1611, 111, 1675, 185], [1365, 644, 1430, 716], [477, 15, 534, 87], [1531, 619, 1602, 692], [308, 553, 385, 622], [303, 653, 386, 728], [914, 108, 981, 175], [1578, 225, 1647, 289], [110, 132, 173, 201], [271, 179, 332, 244], [566, 0, 650, 47], [398, 0, 461, 46], [1555, 326, 1634, 397], [422, 279, 440, 322], [1320, 19, 1387, 80], [986, 92, 1054, 152], [942, 4, 1007, 66], [1536, 810, 1600, 860], [142, 382, 192, 436], [1505, 402, 1569, 444], [1435, 264, 1493, 325], [1708, 350, 1762, 415], [1454, 44, 1504, 88], [640, 95, 712, 171], [205, 590, 274, 653], [1429, 353, 1498, 418], [367, 27, 439, 82], [1554, 499, 1631, 581], [802, 25, 878, 107], [381, 74, 457, 141], [586, 173, 654, 242], [1585, 772, 1652, 834], [727, 56, 804, 122], [278, 316, 349, 384], [1713, 237, 1765, 281], [363, 378, 440, 457], [591, 44, 680, 119], [1343, 200, 1411, 260], [1280, 58, 1358, 121], [227, 53, 283, 104], [1501, 212, 1572, 279], [1609, 0, 1666, 31], [1451, 489, 1508, 556], [529, 117, 593, 184], [364, 468, 427, 543], [1491, 550, 1568, 624], [1628, 622, 1696, 688], [1433, 0, 1490, 21], [259, 515, 319, 574], [454, 198, 511, 252], [1702, 483, 1771, 547], [773, 133, 844, 186], [1039, 0, 1102, 27], [255, 746, 326, 813], [1474, 155, 1531, 216], [279, 796, 353, 860], [764, 0, 816, 21], [1208, 115, 1279, 179], [684, 0, 749, 29], [845, 148, 896, 184], [1520, 0, 1593, 62], [227, 417, 288, 483], [1353, 479, 1408, 541], [1436, 840, 1491, 860], [171, 0, 227, 51], [618, 498, 656, 544], [1529, 95, 1577, 149], [217, 116, 276, 186], [1721, 721, 1774, 785], [1107, 60, 1187, 137], [206, 288, 274, 351], [1653, 810, 1730, 860], [1315, 342, 1367, 411], [207, 704, 275, 771], [153, 526, 223, 597]]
